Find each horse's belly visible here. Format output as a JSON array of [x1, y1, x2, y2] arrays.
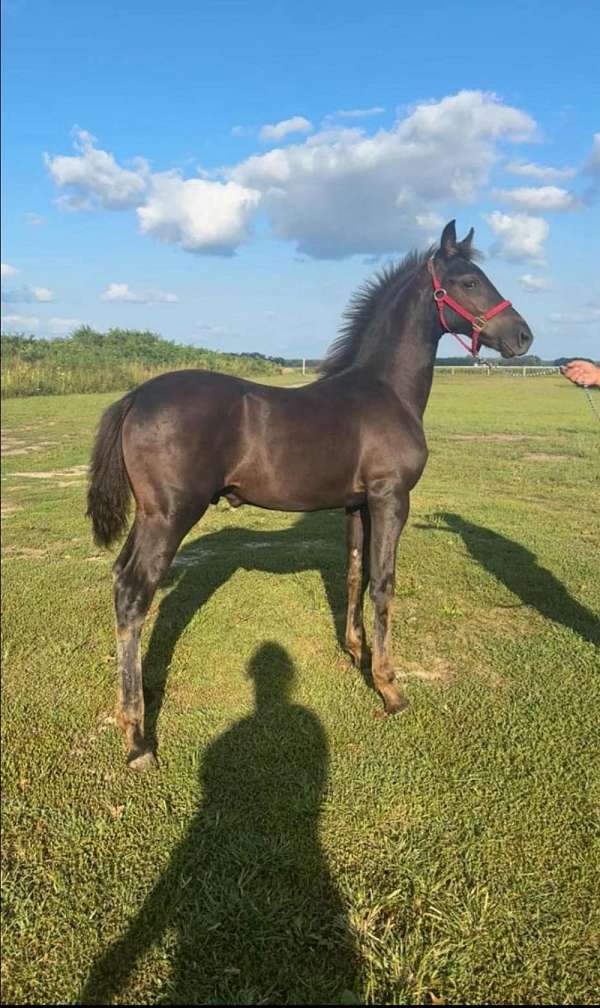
[[231, 486, 364, 512], [227, 453, 363, 512]]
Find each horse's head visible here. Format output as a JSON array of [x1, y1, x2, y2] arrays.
[[432, 221, 533, 358]]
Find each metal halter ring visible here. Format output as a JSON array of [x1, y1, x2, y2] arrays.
[[433, 288, 447, 301], [473, 316, 487, 330]]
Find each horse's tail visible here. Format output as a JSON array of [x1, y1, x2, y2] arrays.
[[86, 392, 136, 548]]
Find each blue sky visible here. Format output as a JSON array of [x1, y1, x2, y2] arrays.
[[2, 0, 599, 359]]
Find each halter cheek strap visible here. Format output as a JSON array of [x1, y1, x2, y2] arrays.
[[428, 257, 512, 357]]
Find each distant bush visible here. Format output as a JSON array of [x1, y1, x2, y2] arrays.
[[0, 326, 279, 397]]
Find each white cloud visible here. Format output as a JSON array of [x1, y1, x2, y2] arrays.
[[506, 160, 575, 181], [304, 125, 364, 146], [397, 90, 534, 144], [100, 282, 178, 303], [48, 317, 82, 335], [494, 185, 580, 211], [137, 173, 260, 255], [2, 284, 55, 303], [259, 116, 313, 143], [45, 128, 147, 210], [1, 263, 18, 278], [548, 308, 600, 325], [55, 194, 93, 212], [519, 273, 550, 293], [415, 212, 444, 230], [336, 107, 385, 119], [26, 213, 46, 225], [32, 286, 54, 302], [486, 211, 549, 262], [1, 313, 40, 330], [231, 90, 536, 257], [45, 93, 537, 259]]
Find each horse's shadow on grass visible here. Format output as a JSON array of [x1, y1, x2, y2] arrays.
[[81, 642, 360, 1005], [143, 509, 372, 756], [420, 512, 599, 649]]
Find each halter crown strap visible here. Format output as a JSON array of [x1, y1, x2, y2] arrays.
[[427, 257, 512, 357]]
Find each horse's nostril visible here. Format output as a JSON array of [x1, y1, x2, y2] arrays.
[[519, 329, 531, 347]]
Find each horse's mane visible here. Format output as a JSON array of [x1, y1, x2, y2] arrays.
[[319, 247, 434, 380]]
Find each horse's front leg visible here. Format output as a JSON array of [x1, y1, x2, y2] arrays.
[[367, 485, 410, 714], [344, 504, 370, 667]]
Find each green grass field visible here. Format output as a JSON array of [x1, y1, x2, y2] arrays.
[[2, 374, 599, 1005]]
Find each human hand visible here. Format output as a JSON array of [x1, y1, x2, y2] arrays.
[[560, 360, 600, 388]]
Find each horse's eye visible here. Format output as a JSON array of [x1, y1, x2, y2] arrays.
[[462, 279, 477, 289]]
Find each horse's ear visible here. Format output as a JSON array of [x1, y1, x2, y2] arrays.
[[440, 220, 458, 258], [457, 227, 475, 259]]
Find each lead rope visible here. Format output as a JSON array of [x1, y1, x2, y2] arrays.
[[582, 386, 600, 425]]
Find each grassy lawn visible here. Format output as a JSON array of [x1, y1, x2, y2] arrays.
[[2, 374, 599, 1005]]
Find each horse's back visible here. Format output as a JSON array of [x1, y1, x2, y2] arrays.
[[125, 368, 244, 414]]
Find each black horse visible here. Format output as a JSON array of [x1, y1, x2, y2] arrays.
[[87, 221, 533, 768]]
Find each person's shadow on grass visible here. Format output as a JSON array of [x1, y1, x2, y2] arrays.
[[422, 512, 599, 648], [80, 642, 359, 1005]]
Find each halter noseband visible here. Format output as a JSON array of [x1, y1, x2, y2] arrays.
[[427, 257, 512, 357]]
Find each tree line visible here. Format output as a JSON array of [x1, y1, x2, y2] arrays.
[[0, 327, 279, 397]]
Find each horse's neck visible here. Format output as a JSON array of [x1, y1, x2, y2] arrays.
[[370, 273, 439, 419]]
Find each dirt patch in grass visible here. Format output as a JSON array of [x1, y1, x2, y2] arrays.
[[12, 422, 57, 432], [2, 538, 86, 560], [399, 656, 455, 683], [446, 433, 547, 443], [1, 500, 22, 516], [170, 538, 336, 568], [1, 439, 58, 457], [8, 465, 88, 481], [1, 545, 48, 558], [241, 538, 334, 551], [523, 452, 575, 461]]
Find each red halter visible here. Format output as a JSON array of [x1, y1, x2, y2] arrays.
[[428, 257, 512, 357]]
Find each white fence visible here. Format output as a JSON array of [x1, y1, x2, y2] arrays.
[[434, 366, 560, 377]]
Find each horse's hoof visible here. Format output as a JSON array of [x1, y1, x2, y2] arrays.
[[127, 750, 158, 772], [384, 695, 409, 716]]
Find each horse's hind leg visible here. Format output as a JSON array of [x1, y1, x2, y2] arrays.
[[344, 505, 370, 666], [113, 505, 206, 769]]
